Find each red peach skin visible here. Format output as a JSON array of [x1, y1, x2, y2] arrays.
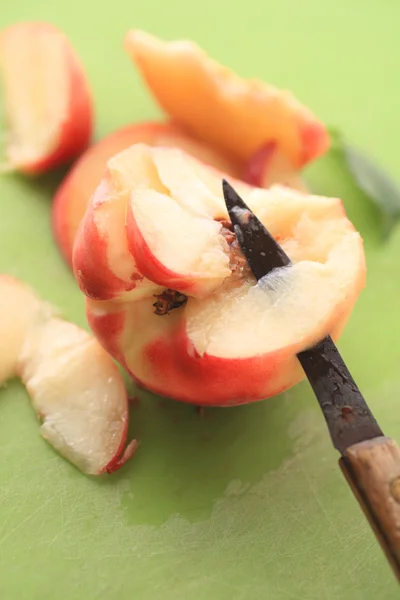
[[0, 22, 92, 174]]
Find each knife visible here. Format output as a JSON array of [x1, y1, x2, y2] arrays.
[[222, 179, 400, 582]]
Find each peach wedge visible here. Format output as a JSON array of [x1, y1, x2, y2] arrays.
[[125, 30, 329, 168], [0, 22, 92, 174], [0, 275, 136, 475]]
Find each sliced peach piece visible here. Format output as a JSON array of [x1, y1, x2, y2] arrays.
[[0, 275, 135, 474], [126, 187, 230, 297], [0, 22, 92, 174], [125, 30, 329, 168], [19, 316, 136, 475], [244, 142, 308, 192], [75, 145, 365, 406], [53, 122, 241, 266], [73, 144, 165, 301]]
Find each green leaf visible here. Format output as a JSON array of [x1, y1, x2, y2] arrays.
[[327, 126, 400, 240]]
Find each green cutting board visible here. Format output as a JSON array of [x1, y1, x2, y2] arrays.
[[1, 1, 400, 598]]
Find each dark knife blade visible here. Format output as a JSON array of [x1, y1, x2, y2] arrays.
[[222, 179, 383, 454]]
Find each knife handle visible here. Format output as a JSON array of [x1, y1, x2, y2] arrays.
[[339, 436, 400, 582]]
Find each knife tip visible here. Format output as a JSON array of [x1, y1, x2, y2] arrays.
[[222, 178, 247, 218], [222, 178, 232, 201]]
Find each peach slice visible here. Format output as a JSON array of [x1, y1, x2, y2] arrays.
[[125, 30, 329, 168], [19, 316, 136, 475], [73, 144, 164, 302], [0, 22, 92, 174], [0, 276, 135, 474], [53, 122, 241, 266], [126, 187, 230, 297], [75, 145, 365, 406], [244, 142, 308, 192]]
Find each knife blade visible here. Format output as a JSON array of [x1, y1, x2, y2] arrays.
[[222, 178, 400, 581]]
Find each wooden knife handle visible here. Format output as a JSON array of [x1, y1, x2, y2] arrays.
[[339, 436, 400, 582]]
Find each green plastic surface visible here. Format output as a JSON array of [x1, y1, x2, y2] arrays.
[[1, 1, 400, 598]]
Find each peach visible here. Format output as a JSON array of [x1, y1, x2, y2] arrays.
[[53, 122, 242, 266], [125, 30, 329, 168], [74, 145, 365, 406], [0, 275, 136, 474], [0, 22, 92, 174]]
